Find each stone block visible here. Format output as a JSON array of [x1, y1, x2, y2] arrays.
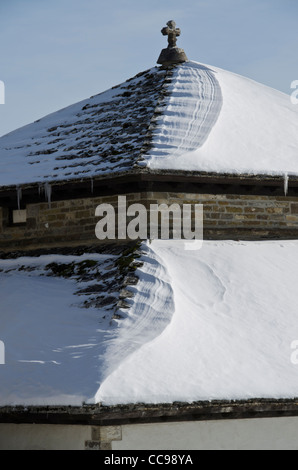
[[244, 207, 265, 213], [267, 207, 283, 214], [286, 215, 298, 222], [94, 426, 121, 441], [75, 210, 92, 219], [12, 210, 27, 224], [225, 207, 243, 213], [157, 46, 188, 65], [26, 218, 37, 229]]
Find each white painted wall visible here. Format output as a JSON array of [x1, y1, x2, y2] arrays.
[[1, 417, 298, 450], [113, 417, 298, 450], [0, 424, 92, 450]]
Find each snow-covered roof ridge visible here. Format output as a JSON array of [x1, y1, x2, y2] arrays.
[[140, 62, 223, 165]]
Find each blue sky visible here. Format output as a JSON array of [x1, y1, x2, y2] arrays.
[[0, 0, 298, 136]]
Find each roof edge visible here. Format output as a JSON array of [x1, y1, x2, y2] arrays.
[[0, 168, 296, 196], [1, 398, 298, 426]]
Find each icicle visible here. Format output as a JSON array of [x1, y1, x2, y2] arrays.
[[38, 183, 42, 197], [16, 186, 22, 210], [284, 173, 289, 196], [90, 177, 94, 194], [44, 182, 52, 208]]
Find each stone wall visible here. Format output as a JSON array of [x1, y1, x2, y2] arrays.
[[1, 191, 298, 251]]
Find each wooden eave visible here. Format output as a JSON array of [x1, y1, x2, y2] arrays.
[[0, 169, 297, 210]]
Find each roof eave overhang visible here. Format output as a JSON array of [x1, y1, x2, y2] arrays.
[[0, 169, 295, 207], [1, 398, 298, 426]]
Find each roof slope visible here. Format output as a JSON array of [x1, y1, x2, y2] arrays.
[[144, 61, 298, 177], [1, 240, 298, 406], [0, 243, 143, 406], [1, 60, 298, 188], [98, 240, 298, 405], [0, 67, 166, 187]]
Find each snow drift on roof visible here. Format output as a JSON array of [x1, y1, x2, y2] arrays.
[[140, 62, 223, 162], [98, 240, 298, 405], [145, 61, 298, 176], [1, 240, 298, 406]]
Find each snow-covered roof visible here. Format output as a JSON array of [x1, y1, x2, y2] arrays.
[[1, 60, 298, 188], [1, 239, 298, 407], [0, 67, 166, 187], [144, 62, 298, 177]]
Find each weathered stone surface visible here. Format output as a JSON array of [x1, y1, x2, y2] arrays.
[[0, 68, 168, 186], [157, 20, 188, 65], [157, 47, 188, 66], [2, 191, 298, 251], [92, 425, 122, 442], [161, 20, 181, 47]]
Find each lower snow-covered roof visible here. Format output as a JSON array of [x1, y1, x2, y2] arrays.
[[1, 239, 298, 406], [0, 61, 298, 189]]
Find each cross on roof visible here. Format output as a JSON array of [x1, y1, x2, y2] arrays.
[[157, 20, 188, 65], [161, 20, 181, 48]]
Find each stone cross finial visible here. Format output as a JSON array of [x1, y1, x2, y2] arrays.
[[161, 20, 181, 48], [157, 20, 188, 66]]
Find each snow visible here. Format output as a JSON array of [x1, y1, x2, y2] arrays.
[[1, 61, 298, 188], [146, 63, 223, 160], [0, 67, 165, 187], [1, 58, 298, 407], [144, 61, 298, 176], [284, 173, 289, 196], [1, 240, 298, 406], [98, 240, 298, 405], [0, 252, 126, 406], [0, 261, 99, 405]]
